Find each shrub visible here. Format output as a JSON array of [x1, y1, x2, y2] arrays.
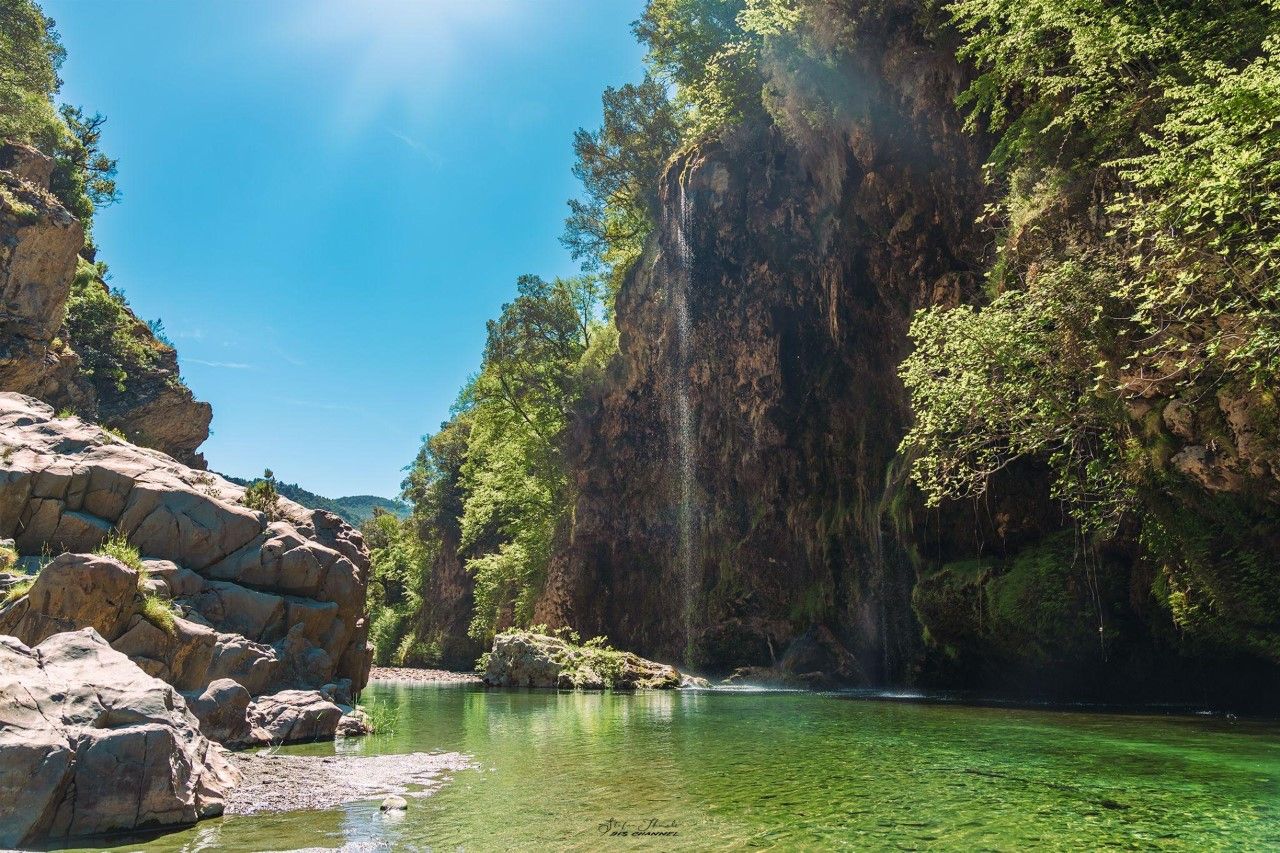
[[96, 530, 143, 572], [242, 469, 281, 521]]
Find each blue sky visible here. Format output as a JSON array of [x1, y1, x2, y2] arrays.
[[43, 0, 646, 498]]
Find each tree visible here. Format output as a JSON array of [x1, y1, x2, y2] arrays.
[[562, 77, 681, 283], [0, 0, 64, 144]]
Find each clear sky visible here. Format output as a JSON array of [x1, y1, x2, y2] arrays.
[[42, 0, 646, 498]]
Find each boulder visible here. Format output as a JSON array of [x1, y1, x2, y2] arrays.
[[248, 690, 345, 743], [0, 552, 137, 645], [0, 629, 237, 847], [187, 678, 254, 745], [482, 631, 685, 690]]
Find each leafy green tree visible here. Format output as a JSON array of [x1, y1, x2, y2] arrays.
[[0, 0, 64, 146], [904, 0, 1280, 527], [563, 77, 681, 288], [1, 1, 118, 240], [457, 275, 608, 640], [635, 0, 763, 135], [363, 509, 433, 665]]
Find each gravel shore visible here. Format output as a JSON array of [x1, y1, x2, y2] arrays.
[[226, 750, 475, 815], [370, 666, 482, 684]]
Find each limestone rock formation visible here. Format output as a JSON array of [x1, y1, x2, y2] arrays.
[[0, 392, 372, 743], [0, 628, 237, 847], [0, 142, 211, 466], [482, 631, 684, 690]]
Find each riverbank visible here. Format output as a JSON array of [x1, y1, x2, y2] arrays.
[[370, 666, 482, 684], [226, 749, 474, 815]]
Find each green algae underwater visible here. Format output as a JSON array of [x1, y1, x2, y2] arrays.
[[78, 682, 1280, 851]]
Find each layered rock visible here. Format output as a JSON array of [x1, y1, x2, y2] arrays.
[[0, 628, 236, 847], [0, 392, 372, 741], [0, 142, 211, 466], [0, 143, 83, 398]]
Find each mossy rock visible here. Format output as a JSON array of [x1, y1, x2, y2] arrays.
[[913, 532, 1119, 667], [481, 630, 685, 690]]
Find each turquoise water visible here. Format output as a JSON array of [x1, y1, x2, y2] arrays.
[[89, 683, 1280, 851]]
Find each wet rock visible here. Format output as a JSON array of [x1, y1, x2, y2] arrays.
[[0, 629, 236, 847], [381, 795, 408, 811]]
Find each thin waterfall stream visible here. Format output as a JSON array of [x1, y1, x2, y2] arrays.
[[673, 179, 697, 664]]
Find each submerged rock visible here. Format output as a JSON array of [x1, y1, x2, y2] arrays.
[[381, 795, 408, 812], [0, 628, 237, 847], [481, 631, 685, 690]]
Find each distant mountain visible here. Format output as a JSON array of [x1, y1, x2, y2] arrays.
[[223, 475, 410, 527]]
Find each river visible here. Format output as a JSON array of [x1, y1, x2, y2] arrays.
[[80, 682, 1280, 850]]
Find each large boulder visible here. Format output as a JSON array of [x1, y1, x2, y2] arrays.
[[247, 690, 345, 744], [0, 392, 372, 698], [0, 629, 237, 847], [482, 631, 685, 690], [0, 552, 137, 644]]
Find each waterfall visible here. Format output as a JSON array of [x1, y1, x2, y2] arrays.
[[672, 179, 697, 665]]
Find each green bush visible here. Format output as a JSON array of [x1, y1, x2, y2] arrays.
[[242, 469, 281, 521], [65, 259, 163, 393]]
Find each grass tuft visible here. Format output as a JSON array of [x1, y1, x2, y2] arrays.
[[96, 530, 143, 572], [3, 577, 34, 605], [139, 594, 176, 635]]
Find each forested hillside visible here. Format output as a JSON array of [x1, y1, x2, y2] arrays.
[[225, 472, 409, 527]]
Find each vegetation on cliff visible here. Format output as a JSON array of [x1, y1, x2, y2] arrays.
[[0, 0, 116, 243], [900, 0, 1280, 658], [364, 276, 613, 662], [370, 0, 1280, 682]]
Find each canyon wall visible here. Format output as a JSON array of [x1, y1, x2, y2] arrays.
[[534, 6, 1280, 705], [538, 15, 992, 682]]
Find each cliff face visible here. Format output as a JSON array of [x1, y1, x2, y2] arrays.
[[532, 8, 1280, 704], [537, 17, 992, 681], [0, 143, 210, 466]]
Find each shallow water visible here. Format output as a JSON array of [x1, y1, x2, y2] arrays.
[[83, 683, 1280, 851]]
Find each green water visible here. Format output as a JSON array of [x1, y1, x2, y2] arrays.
[[91, 684, 1280, 851]]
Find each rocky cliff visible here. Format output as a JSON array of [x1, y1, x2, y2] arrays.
[[0, 142, 211, 466], [537, 14, 990, 682], [0, 392, 371, 696], [532, 6, 1280, 705]]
